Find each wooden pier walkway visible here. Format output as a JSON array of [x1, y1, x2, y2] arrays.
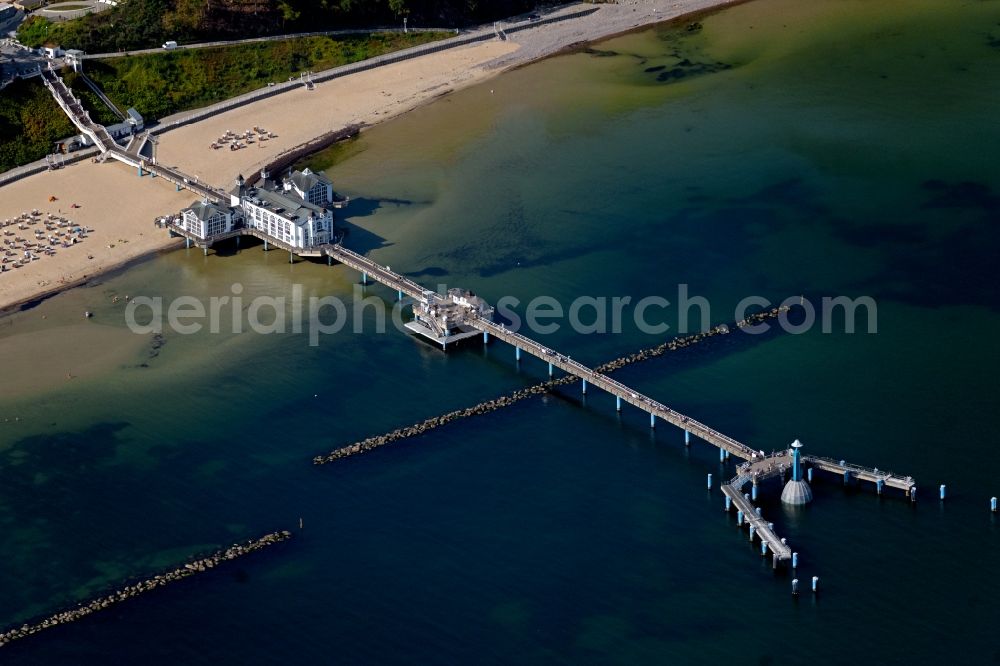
[[41, 67, 227, 204], [721, 481, 793, 565]]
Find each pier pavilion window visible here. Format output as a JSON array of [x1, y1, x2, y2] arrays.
[[206, 213, 226, 237]]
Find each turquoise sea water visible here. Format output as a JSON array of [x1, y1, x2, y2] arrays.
[[1, 0, 999, 662]]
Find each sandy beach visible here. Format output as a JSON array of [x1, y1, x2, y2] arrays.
[[0, 0, 738, 313]]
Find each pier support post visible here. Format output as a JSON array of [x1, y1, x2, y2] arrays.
[[725, 450, 730, 460], [773, 553, 779, 570], [203, 247, 208, 256], [877, 479, 884, 495], [792, 579, 799, 596], [516, 346, 521, 362], [707, 473, 712, 490], [616, 395, 621, 412], [398, 289, 403, 301], [137, 165, 143, 177], [792, 552, 798, 569], [483, 330, 489, 344], [328, 255, 333, 266], [719, 448, 725, 463], [751, 483, 758, 501], [236, 236, 240, 248], [939, 484, 946, 501], [289, 251, 294, 264], [582, 379, 587, 395], [264, 240, 269, 251], [992, 497, 997, 513], [724, 496, 731, 512], [756, 507, 763, 517], [807, 467, 813, 483], [761, 541, 768, 556], [361, 271, 368, 286], [175, 184, 181, 191], [843, 470, 850, 485], [649, 412, 655, 429], [548, 362, 554, 378], [910, 486, 917, 502], [811, 576, 819, 594], [684, 430, 690, 447], [185, 238, 190, 249], [737, 509, 743, 525], [749, 525, 755, 542]]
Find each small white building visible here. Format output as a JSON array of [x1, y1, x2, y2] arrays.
[[179, 200, 236, 239], [104, 107, 143, 141], [42, 46, 64, 59], [64, 49, 84, 72]]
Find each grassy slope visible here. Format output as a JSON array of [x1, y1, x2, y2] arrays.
[[0, 31, 447, 172], [0, 79, 76, 173], [87, 31, 450, 120]]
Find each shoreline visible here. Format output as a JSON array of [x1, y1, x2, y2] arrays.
[[0, 0, 743, 316]]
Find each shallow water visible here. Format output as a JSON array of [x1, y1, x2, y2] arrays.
[[1, 0, 999, 662]]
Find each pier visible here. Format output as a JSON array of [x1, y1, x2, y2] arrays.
[[37, 61, 917, 571], [40, 66, 227, 204], [308, 246, 917, 568]]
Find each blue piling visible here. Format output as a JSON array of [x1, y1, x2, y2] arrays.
[[483, 331, 489, 344], [548, 362, 553, 377], [684, 430, 690, 447], [877, 479, 884, 495], [185, 238, 190, 249], [707, 473, 713, 490], [616, 395, 621, 412], [843, 470, 850, 485], [807, 467, 813, 483], [515, 346, 521, 362], [910, 486, 917, 502], [792, 579, 800, 595], [361, 271, 368, 285], [725, 450, 730, 460], [264, 239, 268, 251], [397, 289, 403, 301], [719, 448, 725, 462], [749, 525, 755, 541], [940, 484, 946, 501], [761, 541, 768, 556], [755, 507, 763, 517], [792, 552, 799, 569], [992, 497, 997, 513], [582, 379, 587, 395], [751, 484, 758, 501], [649, 412, 655, 429], [725, 496, 732, 512], [811, 576, 819, 594], [737, 509, 744, 525]]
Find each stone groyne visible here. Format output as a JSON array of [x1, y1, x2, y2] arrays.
[[313, 306, 792, 464], [0, 530, 293, 648]]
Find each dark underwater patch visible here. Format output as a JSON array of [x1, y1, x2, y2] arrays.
[[655, 60, 732, 83], [583, 48, 619, 58]]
